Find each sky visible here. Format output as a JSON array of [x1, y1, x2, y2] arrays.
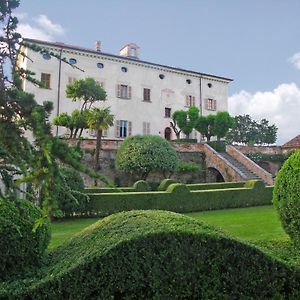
[[15, 0, 300, 145]]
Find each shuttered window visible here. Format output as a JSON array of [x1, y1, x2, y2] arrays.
[[143, 88, 151, 102], [185, 95, 196, 107], [41, 73, 51, 89], [115, 120, 132, 138], [165, 108, 171, 118], [206, 98, 217, 111], [116, 84, 132, 99], [142, 122, 150, 135]]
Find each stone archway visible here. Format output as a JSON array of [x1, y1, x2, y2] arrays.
[[206, 167, 225, 183], [164, 127, 171, 141]]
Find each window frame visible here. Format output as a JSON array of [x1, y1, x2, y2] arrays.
[[41, 73, 51, 89]]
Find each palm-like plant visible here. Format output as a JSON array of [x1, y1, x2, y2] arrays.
[[87, 107, 114, 170]]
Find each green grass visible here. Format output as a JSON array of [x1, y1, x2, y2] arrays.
[[49, 205, 287, 251], [186, 205, 289, 241]]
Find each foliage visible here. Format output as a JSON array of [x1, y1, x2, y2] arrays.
[[0, 2, 111, 216], [86, 107, 114, 170], [2, 210, 300, 299], [115, 135, 178, 179], [47, 167, 89, 218], [194, 114, 216, 141], [207, 140, 226, 152], [186, 181, 246, 190], [245, 152, 291, 163], [66, 77, 106, 111], [171, 138, 197, 143], [0, 198, 51, 280], [226, 114, 277, 145], [157, 178, 176, 191], [214, 111, 235, 141], [85, 180, 273, 217], [273, 150, 300, 246], [171, 106, 199, 138], [176, 161, 201, 173], [132, 180, 150, 191]]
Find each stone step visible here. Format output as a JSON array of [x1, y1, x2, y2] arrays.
[[219, 152, 260, 180]]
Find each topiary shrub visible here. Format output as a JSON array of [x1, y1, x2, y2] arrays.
[[273, 149, 300, 246], [0, 198, 51, 280], [115, 135, 178, 180], [3, 210, 300, 299], [158, 178, 176, 191], [132, 180, 150, 192], [244, 180, 265, 190], [53, 167, 89, 217], [166, 183, 190, 194]]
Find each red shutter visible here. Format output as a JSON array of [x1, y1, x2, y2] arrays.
[[185, 95, 189, 107], [192, 96, 195, 107], [128, 86, 132, 99], [128, 121, 132, 136], [115, 120, 120, 137], [116, 84, 121, 98]]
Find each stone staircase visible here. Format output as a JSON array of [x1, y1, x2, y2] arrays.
[[218, 152, 261, 180]]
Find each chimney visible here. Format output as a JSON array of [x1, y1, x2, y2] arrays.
[[119, 43, 139, 59], [95, 40, 101, 52]]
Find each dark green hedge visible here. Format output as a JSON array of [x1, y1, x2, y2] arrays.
[[172, 138, 198, 143], [85, 180, 273, 217], [207, 141, 226, 152], [187, 181, 246, 190], [0, 198, 51, 280], [2, 211, 299, 299]]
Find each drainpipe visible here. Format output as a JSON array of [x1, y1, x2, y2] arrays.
[[199, 76, 203, 116], [56, 47, 63, 136]]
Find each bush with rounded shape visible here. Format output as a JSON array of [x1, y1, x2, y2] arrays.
[[115, 135, 178, 179], [273, 149, 300, 245], [3, 210, 300, 299], [166, 183, 190, 195], [158, 178, 176, 191], [244, 180, 265, 190], [0, 198, 51, 280], [132, 180, 150, 192]]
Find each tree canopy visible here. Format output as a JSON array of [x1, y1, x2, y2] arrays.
[[115, 135, 178, 180], [226, 115, 277, 145]]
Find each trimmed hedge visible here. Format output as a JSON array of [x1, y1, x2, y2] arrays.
[[1, 211, 299, 299], [158, 178, 176, 191], [0, 198, 51, 280], [187, 181, 246, 191], [85, 180, 273, 217], [273, 149, 300, 245]]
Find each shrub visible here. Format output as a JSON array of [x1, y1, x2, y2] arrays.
[[0, 198, 51, 280], [3, 211, 300, 299], [176, 161, 201, 173], [166, 183, 190, 194], [158, 178, 176, 191], [207, 140, 226, 152], [273, 150, 300, 245], [187, 181, 245, 191], [172, 138, 197, 144], [54, 167, 89, 217], [132, 180, 150, 192], [115, 135, 178, 179]]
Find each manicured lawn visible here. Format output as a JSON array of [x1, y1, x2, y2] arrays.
[[49, 205, 288, 251], [186, 205, 289, 241]]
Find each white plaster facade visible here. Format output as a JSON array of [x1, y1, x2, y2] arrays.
[[18, 38, 232, 141]]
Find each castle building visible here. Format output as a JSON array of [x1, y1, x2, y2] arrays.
[[18, 38, 233, 141]]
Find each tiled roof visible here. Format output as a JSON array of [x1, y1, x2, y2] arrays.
[[22, 38, 233, 82], [282, 134, 300, 148]]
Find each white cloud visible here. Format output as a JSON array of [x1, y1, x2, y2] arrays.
[[35, 14, 64, 36], [16, 14, 65, 41], [17, 23, 53, 41], [229, 83, 300, 145], [289, 52, 300, 70], [14, 12, 28, 20]]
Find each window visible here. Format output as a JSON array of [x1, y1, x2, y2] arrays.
[[159, 74, 165, 79], [69, 58, 77, 65], [42, 53, 51, 60], [41, 73, 51, 89], [116, 84, 132, 99], [115, 120, 132, 138], [165, 107, 171, 118], [121, 67, 128, 72], [206, 98, 217, 111], [185, 95, 196, 107], [97, 63, 104, 69], [143, 122, 150, 135], [208, 83, 212, 88], [186, 79, 192, 84], [143, 88, 151, 102], [68, 76, 77, 85]]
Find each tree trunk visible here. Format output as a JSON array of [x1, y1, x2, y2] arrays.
[[94, 129, 102, 170]]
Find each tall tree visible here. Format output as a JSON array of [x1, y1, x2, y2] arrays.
[[195, 114, 216, 142], [214, 112, 235, 141], [66, 77, 106, 111], [86, 107, 114, 170], [172, 106, 199, 138]]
